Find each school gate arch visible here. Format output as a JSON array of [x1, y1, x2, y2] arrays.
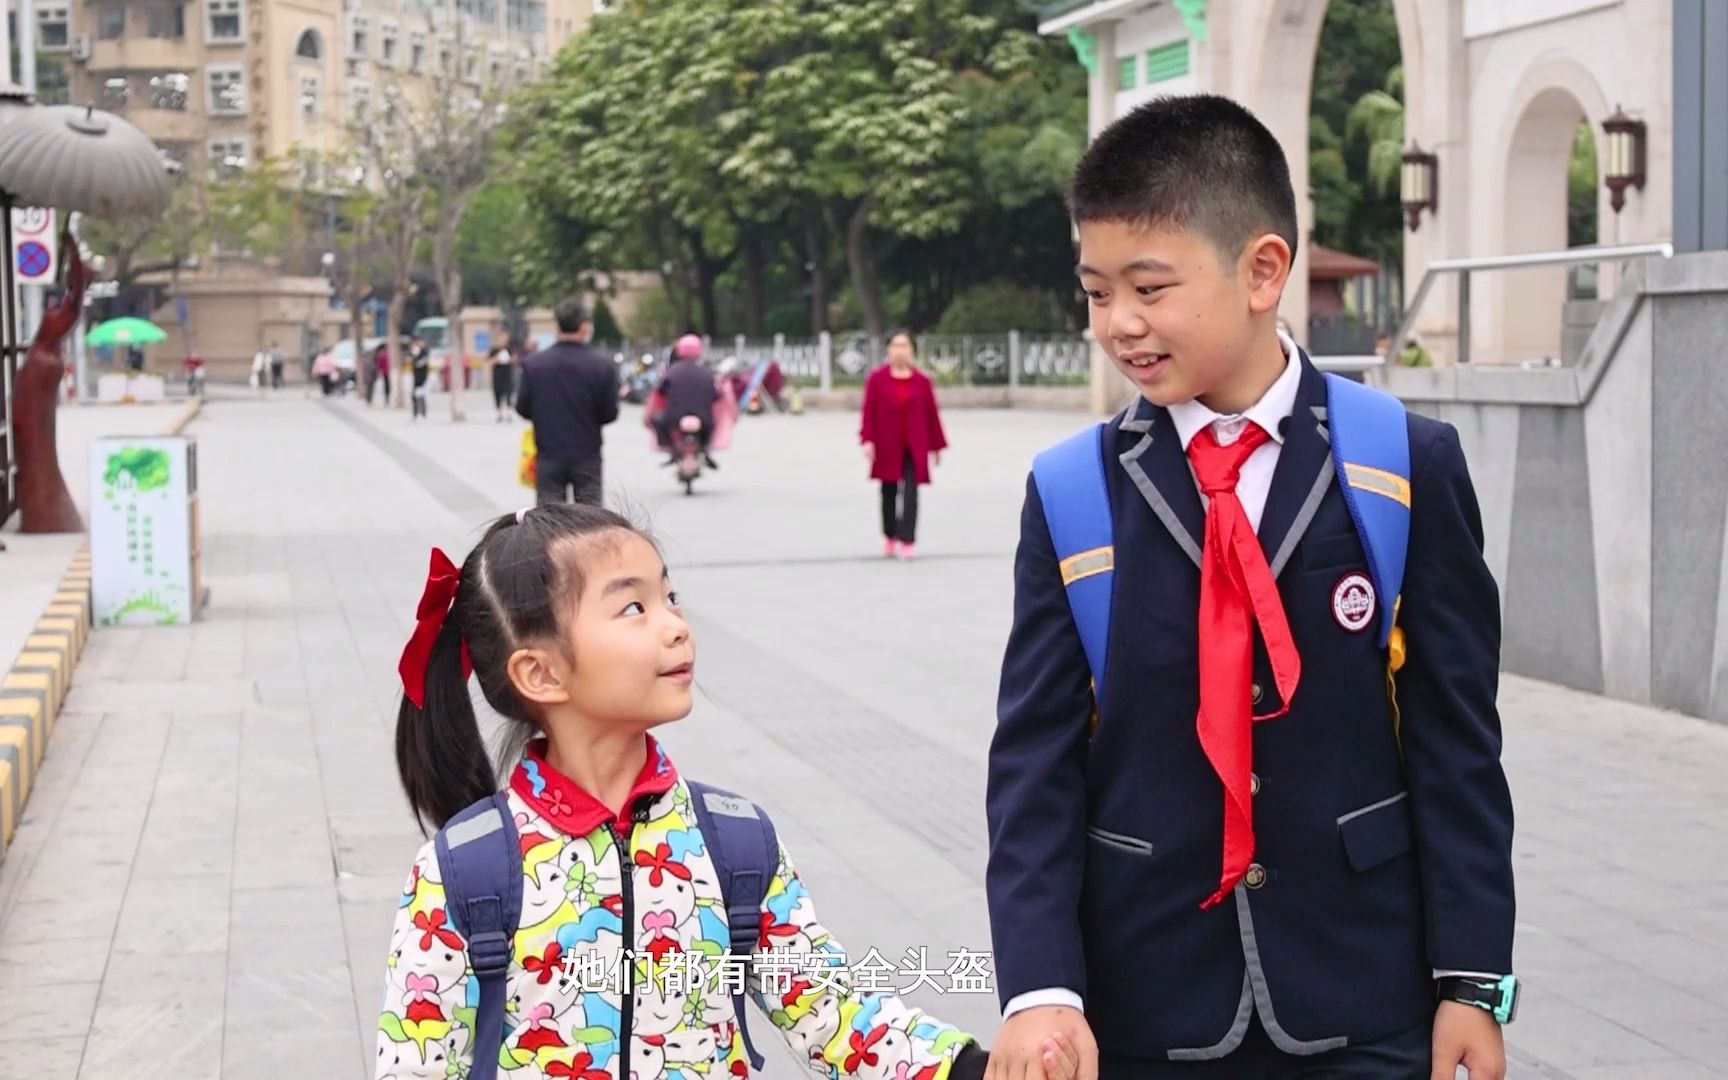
[[1045, 0, 1671, 380]]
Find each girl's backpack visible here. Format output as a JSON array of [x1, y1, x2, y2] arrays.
[[432, 781, 779, 1080]]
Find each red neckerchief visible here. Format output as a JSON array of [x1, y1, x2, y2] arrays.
[[509, 735, 679, 837]]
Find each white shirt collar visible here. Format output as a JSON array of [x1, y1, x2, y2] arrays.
[[1168, 331, 1303, 451]]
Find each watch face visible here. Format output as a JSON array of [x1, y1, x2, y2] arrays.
[[1494, 975, 1520, 1024]]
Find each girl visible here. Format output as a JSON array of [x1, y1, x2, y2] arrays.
[[379, 503, 1078, 1080], [858, 333, 947, 561]]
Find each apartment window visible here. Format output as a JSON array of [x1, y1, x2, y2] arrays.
[[295, 28, 322, 61], [299, 75, 321, 123], [149, 72, 191, 111], [489, 59, 503, 84], [206, 0, 242, 42], [210, 137, 248, 177], [409, 33, 427, 72], [36, 5, 69, 50], [208, 66, 246, 114], [100, 77, 129, 109], [350, 15, 369, 58], [147, 4, 186, 39], [1117, 55, 1137, 91], [380, 23, 399, 66], [96, 3, 126, 39], [1145, 40, 1189, 84], [438, 44, 451, 74], [464, 50, 480, 83], [349, 86, 371, 125]]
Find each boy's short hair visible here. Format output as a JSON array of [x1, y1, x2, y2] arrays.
[[1069, 94, 1299, 263]]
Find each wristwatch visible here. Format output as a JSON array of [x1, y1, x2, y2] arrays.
[[1436, 974, 1519, 1024]]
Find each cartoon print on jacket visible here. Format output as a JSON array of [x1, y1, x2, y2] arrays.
[[377, 739, 976, 1079]]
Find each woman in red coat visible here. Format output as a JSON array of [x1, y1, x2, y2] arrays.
[[859, 331, 948, 560]]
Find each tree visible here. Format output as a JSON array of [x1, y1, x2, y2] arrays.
[[355, 115, 430, 409], [510, 0, 1078, 340]]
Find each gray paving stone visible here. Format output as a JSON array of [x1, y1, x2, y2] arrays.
[[1, 1035, 88, 1079], [2, 395, 1725, 1076]]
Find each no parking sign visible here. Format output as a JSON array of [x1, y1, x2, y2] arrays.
[[11, 206, 57, 284]]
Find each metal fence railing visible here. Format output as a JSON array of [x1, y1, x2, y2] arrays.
[[613, 330, 1095, 391]]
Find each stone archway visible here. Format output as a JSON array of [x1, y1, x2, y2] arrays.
[[1229, 0, 1427, 352], [1480, 55, 1611, 365]]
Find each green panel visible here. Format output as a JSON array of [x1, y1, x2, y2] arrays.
[[1118, 55, 1137, 91], [1146, 40, 1190, 84]]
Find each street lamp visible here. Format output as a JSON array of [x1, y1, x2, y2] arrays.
[[1602, 105, 1647, 214], [1401, 142, 1438, 232]]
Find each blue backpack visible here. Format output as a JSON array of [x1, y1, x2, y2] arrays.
[[433, 780, 780, 1080], [1032, 373, 1411, 720]]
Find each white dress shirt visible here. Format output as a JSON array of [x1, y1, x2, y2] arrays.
[[1002, 335, 1493, 1021]]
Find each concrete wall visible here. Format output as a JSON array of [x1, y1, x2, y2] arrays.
[[1380, 251, 1728, 721]]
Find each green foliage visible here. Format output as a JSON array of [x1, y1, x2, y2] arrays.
[[508, 0, 1084, 336], [934, 281, 1070, 333], [1310, 0, 1403, 266], [1568, 120, 1599, 248]]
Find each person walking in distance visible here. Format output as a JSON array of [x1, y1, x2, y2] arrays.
[[516, 299, 620, 505], [408, 336, 432, 421], [370, 340, 392, 407], [268, 341, 286, 390], [859, 331, 947, 561], [490, 335, 517, 422]]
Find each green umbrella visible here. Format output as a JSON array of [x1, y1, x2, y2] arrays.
[[88, 316, 167, 348]]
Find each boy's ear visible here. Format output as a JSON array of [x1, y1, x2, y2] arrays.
[[508, 645, 571, 706], [1243, 233, 1293, 316]]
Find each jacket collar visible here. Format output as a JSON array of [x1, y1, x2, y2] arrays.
[[509, 734, 680, 839]]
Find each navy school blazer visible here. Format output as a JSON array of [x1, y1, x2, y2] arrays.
[[984, 356, 1515, 1060]]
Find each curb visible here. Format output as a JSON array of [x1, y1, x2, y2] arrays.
[[0, 547, 91, 849], [165, 396, 203, 435], [0, 396, 199, 856]]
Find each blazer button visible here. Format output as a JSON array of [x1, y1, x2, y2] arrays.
[[1251, 773, 1261, 796], [1250, 682, 1264, 706], [1245, 863, 1268, 889]]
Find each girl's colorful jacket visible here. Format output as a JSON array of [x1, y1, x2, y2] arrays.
[[377, 737, 976, 1079]]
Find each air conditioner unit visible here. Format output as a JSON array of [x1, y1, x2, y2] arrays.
[[69, 35, 91, 61]]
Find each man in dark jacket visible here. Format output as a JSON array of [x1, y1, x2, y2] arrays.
[[516, 299, 620, 505]]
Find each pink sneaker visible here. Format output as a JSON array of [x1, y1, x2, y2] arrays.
[[897, 542, 917, 561], [883, 538, 898, 558]]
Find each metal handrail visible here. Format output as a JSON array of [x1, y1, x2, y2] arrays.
[[1389, 241, 1674, 365]]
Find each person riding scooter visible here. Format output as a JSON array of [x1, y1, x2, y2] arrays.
[[654, 334, 720, 469]]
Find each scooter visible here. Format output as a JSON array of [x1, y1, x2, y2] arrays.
[[673, 415, 705, 496]]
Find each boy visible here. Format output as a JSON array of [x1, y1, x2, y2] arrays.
[[984, 95, 1515, 1079]]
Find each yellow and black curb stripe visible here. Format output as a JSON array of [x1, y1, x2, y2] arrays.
[[0, 547, 93, 851]]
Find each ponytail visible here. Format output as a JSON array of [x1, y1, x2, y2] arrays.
[[396, 621, 494, 831]]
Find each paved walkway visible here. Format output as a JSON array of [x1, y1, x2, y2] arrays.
[[0, 388, 1724, 1078]]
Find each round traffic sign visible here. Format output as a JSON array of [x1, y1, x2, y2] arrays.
[[12, 207, 50, 236], [17, 241, 51, 278]]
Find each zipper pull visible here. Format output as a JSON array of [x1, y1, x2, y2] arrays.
[[630, 797, 652, 826]]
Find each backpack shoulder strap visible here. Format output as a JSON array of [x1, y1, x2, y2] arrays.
[[434, 792, 522, 1080], [1323, 373, 1411, 653], [1031, 423, 1115, 697], [687, 779, 779, 1072]]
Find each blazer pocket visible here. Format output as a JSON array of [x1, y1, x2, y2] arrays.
[[1087, 826, 1155, 857], [1301, 531, 1366, 572], [1337, 792, 1413, 873]]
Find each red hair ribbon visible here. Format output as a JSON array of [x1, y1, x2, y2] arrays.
[[398, 547, 473, 708]]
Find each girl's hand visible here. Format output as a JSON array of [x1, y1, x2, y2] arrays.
[[863, 442, 875, 463], [1041, 1031, 1082, 1080]]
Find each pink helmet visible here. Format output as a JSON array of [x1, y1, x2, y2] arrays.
[[673, 334, 704, 360]]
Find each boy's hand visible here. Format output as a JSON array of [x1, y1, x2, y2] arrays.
[[1431, 1001, 1505, 1080], [1039, 1030, 1081, 1080], [987, 1006, 1096, 1080]]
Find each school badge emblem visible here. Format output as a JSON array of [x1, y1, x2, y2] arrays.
[[1332, 572, 1376, 633]]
